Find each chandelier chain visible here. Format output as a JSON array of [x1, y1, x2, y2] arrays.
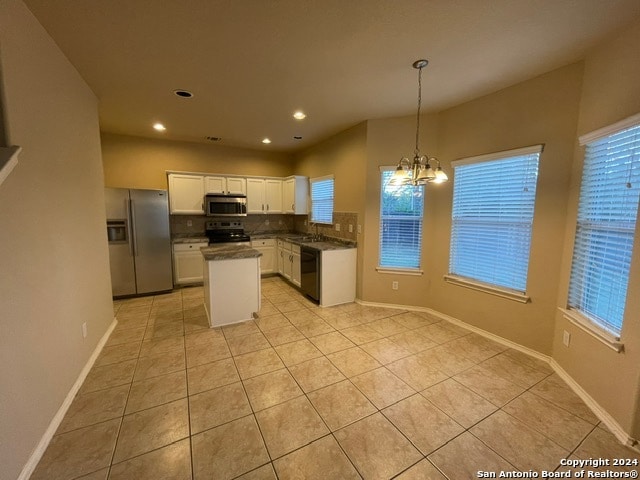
[[415, 65, 422, 156]]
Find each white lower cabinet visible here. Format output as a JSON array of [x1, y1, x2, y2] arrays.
[[277, 239, 301, 287], [251, 239, 276, 275], [320, 248, 357, 307], [203, 255, 261, 327], [291, 247, 301, 287], [277, 240, 286, 275], [173, 242, 208, 285]]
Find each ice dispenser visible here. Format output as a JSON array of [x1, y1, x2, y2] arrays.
[[107, 220, 128, 243]]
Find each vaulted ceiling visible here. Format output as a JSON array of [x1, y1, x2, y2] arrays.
[[24, 0, 640, 152]]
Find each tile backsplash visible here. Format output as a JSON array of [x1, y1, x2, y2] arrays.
[[170, 214, 295, 238], [171, 211, 358, 243], [294, 211, 358, 242]]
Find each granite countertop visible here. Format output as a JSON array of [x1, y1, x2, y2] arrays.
[[200, 244, 262, 261], [297, 240, 356, 251], [172, 235, 209, 244], [250, 231, 356, 250], [280, 234, 356, 251]]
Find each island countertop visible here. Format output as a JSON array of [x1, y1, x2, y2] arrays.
[[200, 244, 263, 261]]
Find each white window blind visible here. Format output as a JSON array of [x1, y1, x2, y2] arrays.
[[568, 122, 640, 337], [379, 169, 424, 269], [449, 146, 541, 292], [310, 176, 334, 224]]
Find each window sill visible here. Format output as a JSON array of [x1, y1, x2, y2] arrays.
[[559, 308, 624, 353], [376, 267, 423, 276], [443, 275, 530, 303]]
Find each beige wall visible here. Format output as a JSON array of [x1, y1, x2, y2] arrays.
[[361, 114, 441, 306], [102, 132, 294, 190], [430, 63, 584, 354], [292, 122, 368, 297], [0, 1, 114, 478], [552, 17, 640, 439], [293, 63, 584, 354]]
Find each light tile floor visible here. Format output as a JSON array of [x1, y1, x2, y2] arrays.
[[32, 277, 640, 479]]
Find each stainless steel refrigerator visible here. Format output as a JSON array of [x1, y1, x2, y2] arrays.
[[105, 188, 173, 297]]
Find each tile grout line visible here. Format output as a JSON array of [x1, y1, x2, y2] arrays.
[[44, 279, 633, 479]]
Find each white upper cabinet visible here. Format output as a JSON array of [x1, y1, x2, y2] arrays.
[[265, 179, 283, 213], [168, 174, 205, 214], [283, 175, 309, 214], [246, 178, 266, 213], [204, 176, 225, 194], [226, 177, 247, 195], [168, 172, 307, 215], [204, 176, 247, 195], [246, 178, 282, 214]]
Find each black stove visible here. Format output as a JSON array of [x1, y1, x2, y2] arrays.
[[205, 221, 251, 244]]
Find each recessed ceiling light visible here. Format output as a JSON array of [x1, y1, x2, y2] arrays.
[[293, 111, 306, 120], [294, 136, 303, 140], [206, 136, 221, 142], [174, 89, 194, 98], [153, 122, 166, 132], [262, 138, 272, 144]]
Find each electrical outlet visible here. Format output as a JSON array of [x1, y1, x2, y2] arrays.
[[187, 220, 193, 227], [265, 219, 269, 225], [304, 220, 307, 226], [278, 220, 282, 225], [348, 224, 353, 233], [563, 330, 571, 347], [82, 322, 88, 338], [357, 224, 362, 234], [392, 281, 399, 290], [335, 223, 341, 232]]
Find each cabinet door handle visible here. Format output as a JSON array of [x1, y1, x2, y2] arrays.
[[266, 204, 269, 212]]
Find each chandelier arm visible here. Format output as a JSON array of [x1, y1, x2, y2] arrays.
[[399, 157, 412, 169]]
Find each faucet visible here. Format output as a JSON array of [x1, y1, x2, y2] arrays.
[[309, 222, 322, 241]]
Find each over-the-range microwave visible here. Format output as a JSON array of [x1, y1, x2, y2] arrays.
[[205, 193, 247, 216]]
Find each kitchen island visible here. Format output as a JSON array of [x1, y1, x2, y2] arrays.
[[201, 244, 262, 328]]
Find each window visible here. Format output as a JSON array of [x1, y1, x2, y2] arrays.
[[567, 119, 640, 338], [378, 168, 424, 270], [310, 175, 334, 224], [447, 145, 542, 296]]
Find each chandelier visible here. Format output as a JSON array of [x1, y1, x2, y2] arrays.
[[391, 59, 448, 186]]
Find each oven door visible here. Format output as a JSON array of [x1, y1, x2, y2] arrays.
[[205, 195, 247, 216]]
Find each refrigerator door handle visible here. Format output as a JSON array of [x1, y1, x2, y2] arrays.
[[129, 199, 138, 256], [124, 198, 134, 257]]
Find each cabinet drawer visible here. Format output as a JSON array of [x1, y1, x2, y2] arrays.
[[173, 242, 208, 252], [252, 239, 276, 247], [279, 240, 292, 251]]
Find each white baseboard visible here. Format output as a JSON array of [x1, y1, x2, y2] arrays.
[[355, 298, 638, 449], [17, 317, 118, 480], [549, 359, 638, 449], [356, 298, 550, 363]]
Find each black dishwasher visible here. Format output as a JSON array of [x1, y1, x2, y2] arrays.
[[300, 246, 320, 301]]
